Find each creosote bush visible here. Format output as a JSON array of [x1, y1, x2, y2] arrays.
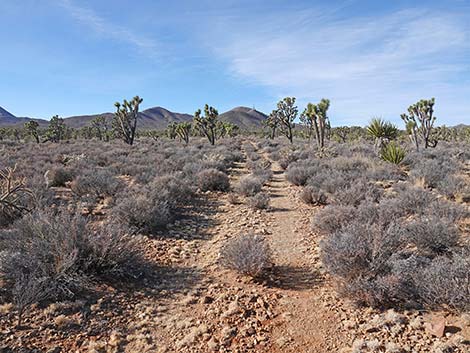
[[219, 234, 272, 277]]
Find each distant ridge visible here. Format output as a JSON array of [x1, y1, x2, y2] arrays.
[[219, 106, 267, 129], [0, 105, 267, 129]]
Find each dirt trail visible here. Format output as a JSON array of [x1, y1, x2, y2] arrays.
[[265, 160, 347, 352]]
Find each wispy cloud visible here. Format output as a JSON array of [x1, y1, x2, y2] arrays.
[[204, 6, 470, 125], [57, 0, 159, 57]]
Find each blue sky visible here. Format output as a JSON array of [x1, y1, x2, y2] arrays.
[[1, 0, 469, 126]]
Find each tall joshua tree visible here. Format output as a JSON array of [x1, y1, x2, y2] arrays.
[[194, 104, 218, 145], [24, 121, 40, 143], [263, 110, 279, 139], [91, 115, 109, 141], [401, 98, 438, 151], [275, 97, 297, 143], [113, 96, 143, 146], [45, 115, 66, 143], [217, 121, 239, 139], [301, 99, 330, 149], [166, 122, 178, 139], [175, 122, 192, 144]]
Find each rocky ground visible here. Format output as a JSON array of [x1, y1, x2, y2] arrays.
[[1, 144, 470, 352]]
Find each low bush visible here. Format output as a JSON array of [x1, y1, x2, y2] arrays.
[[332, 181, 383, 207], [71, 169, 122, 199], [413, 252, 470, 311], [409, 158, 456, 189], [197, 168, 230, 192], [286, 166, 310, 186], [247, 192, 270, 210], [300, 186, 327, 205], [219, 234, 272, 277], [320, 200, 470, 310], [236, 175, 264, 196], [45, 167, 74, 187], [112, 192, 173, 232], [0, 210, 145, 320]]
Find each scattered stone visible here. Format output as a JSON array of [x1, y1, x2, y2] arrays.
[[424, 316, 446, 338]]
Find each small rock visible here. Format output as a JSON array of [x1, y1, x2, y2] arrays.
[[424, 315, 446, 337]]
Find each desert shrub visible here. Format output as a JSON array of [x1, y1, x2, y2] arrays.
[[45, 167, 74, 187], [300, 186, 327, 205], [219, 234, 272, 277], [332, 181, 383, 207], [71, 168, 122, 199], [151, 174, 195, 205], [382, 184, 436, 217], [268, 151, 281, 161], [197, 168, 230, 192], [312, 205, 358, 235], [251, 167, 273, 184], [112, 174, 194, 232], [112, 192, 173, 231], [286, 165, 312, 186], [412, 252, 470, 311], [404, 217, 459, 254], [426, 199, 469, 223], [409, 158, 456, 189], [320, 197, 470, 309], [236, 175, 264, 196], [279, 153, 298, 170], [247, 192, 270, 210], [436, 175, 467, 199], [0, 210, 145, 307]]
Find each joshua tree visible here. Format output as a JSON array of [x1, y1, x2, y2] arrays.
[[24, 121, 40, 143], [44, 115, 66, 143], [194, 104, 218, 145], [263, 110, 279, 139], [166, 122, 178, 139], [401, 98, 438, 151], [275, 97, 297, 143], [332, 126, 350, 143], [301, 99, 330, 149], [366, 118, 398, 151], [217, 121, 239, 139], [113, 96, 143, 146], [90, 116, 109, 141], [175, 122, 192, 144], [145, 130, 160, 141]]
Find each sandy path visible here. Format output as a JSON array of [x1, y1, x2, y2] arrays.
[[266, 160, 347, 352]]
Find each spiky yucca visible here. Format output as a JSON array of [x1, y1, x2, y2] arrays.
[[380, 142, 406, 165], [366, 118, 398, 140]]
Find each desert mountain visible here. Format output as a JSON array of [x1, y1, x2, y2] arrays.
[[219, 106, 267, 129], [0, 105, 266, 129]]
